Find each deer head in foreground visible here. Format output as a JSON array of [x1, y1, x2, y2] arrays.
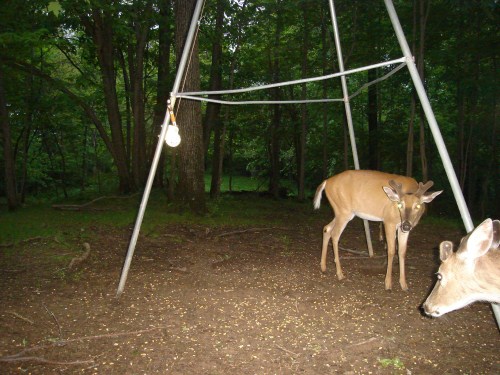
[[423, 218, 500, 317], [314, 170, 442, 290]]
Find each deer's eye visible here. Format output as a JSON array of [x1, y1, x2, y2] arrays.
[[436, 272, 442, 281], [397, 202, 403, 209], [415, 204, 421, 210]]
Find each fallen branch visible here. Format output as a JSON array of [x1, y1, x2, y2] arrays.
[[168, 266, 189, 273], [43, 304, 62, 338], [0, 325, 169, 362], [51, 193, 139, 211], [0, 236, 43, 248], [347, 337, 379, 348], [0, 356, 94, 365], [275, 344, 299, 357], [340, 254, 387, 260], [68, 243, 91, 270], [6, 311, 34, 325], [214, 227, 290, 238], [0, 268, 26, 273], [339, 246, 371, 256]]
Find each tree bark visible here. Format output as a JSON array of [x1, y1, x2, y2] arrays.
[[220, 0, 247, 195], [367, 68, 378, 170], [174, 0, 206, 213], [417, 0, 430, 181], [80, 6, 133, 193], [0, 65, 19, 210], [456, 0, 466, 189], [268, 0, 283, 199], [207, 0, 224, 198], [320, 3, 329, 180], [128, 2, 152, 188], [297, 1, 309, 202], [117, 50, 132, 174], [406, 0, 417, 177], [152, 0, 173, 189]]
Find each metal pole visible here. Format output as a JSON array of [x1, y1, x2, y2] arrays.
[[383, 0, 500, 328], [328, 0, 374, 257], [384, 0, 473, 232], [116, 0, 206, 297]]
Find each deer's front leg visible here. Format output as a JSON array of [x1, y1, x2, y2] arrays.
[[397, 230, 410, 291], [321, 219, 335, 272], [384, 224, 397, 290]]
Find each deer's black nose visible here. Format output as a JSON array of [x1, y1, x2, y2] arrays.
[[401, 221, 412, 232]]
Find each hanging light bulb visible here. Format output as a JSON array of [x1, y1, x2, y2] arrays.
[[165, 123, 181, 147], [165, 109, 181, 147]]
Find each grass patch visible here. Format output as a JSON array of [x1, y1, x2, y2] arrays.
[[0, 174, 460, 246], [422, 215, 465, 231], [0, 188, 315, 245], [378, 357, 405, 371]]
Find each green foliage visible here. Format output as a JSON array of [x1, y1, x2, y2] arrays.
[[0, 186, 318, 245], [48, 1, 63, 17], [0, 0, 498, 220], [378, 357, 405, 371]]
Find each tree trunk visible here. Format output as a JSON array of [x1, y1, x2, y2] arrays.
[[117, 50, 132, 175], [128, 2, 152, 188], [321, 4, 329, 180], [19, 64, 35, 203], [217, 0, 248, 196], [207, 0, 224, 198], [174, 0, 206, 213], [152, 0, 173, 189], [81, 120, 89, 192], [0, 66, 19, 210], [210, 123, 226, 199], [268, 0, 283, 199], [202, 0, 223, 155], [342, 112, 349, 170], [417, 0, 429, 181], [406, 96, 416, 176], [81, 8, 134, 193], [406, 0, 417, 177], [456, 0, 466, 188], [367, 68, 378, 170], [297, 1, 309, 202]]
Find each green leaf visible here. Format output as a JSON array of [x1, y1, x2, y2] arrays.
[[48, 1, 62, 17]]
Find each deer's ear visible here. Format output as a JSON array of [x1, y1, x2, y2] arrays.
[[460, 219, 494, 260], [439, 241, 453, 261], [383, 186, 400, 202], [490, 220, 500, 250], [420, 190, 443, 203]]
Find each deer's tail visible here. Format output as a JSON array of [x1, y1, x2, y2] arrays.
[[313, 180, 326, 210]]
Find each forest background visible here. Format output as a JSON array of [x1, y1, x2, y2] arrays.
[[0, 0, 498, 221]]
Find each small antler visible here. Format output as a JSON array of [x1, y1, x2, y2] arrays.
[[389, 180, 404, 196], [415, 181, 434, 196]]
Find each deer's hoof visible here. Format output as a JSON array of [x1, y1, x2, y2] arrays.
[[337, 273, 345, 281], [320, 264, 327, 273]]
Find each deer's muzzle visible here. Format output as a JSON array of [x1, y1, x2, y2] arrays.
[[401, 221, 412, 233]]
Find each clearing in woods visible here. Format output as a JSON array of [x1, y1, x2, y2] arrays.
[[0, 196, 498, 374]]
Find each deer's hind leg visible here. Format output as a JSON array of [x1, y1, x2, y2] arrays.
[[321, 215, 350, 281], [329, 215, 351, 280], [321, 218, 335, 273]]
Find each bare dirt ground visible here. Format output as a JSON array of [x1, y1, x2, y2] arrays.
[[1, 202, 499, 374]]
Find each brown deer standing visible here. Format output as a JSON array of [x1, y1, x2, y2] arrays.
[[423, 218, 500, 317], [314, 170, 442, 290]]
